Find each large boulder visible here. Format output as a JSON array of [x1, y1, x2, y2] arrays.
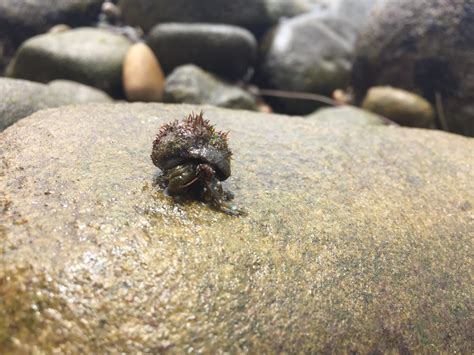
[[352, 0, 474, 136], [147, 23, 257, 80], [0, 103, 472, 353], [6, 28, 132, 97], [164, 65, 257, 110], [0, 78, 111, 131], [0, 0, 103, 46]]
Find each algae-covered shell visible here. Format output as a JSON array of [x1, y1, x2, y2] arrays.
[[151, 112, 232, 180]]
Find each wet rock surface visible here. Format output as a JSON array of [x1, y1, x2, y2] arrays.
[[259, 12, 355, 114], [0, 78, 111, 131], [353, 0, 474, 136], [6, 28, 132, 97], [164, 65, 257, 110], [147, 23, 257, 80], [0, 103, 472, 353]]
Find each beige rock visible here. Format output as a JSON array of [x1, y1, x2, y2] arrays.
[[123, 42, 165, 102], [362, 86, 435, 128], [47, 24, 71, 34]]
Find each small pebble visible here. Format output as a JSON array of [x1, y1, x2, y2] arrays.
[[361, 86, 435, 128], [48, 24, 71, 34]]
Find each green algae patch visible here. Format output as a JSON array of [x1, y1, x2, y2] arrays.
[[0, 103, 472, 353]]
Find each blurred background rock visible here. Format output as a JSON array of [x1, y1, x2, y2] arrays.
[[0, 0, 472, 135]]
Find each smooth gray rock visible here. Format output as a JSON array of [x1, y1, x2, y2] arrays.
[[6, 28, 132, 97], [164, 65, 257, 110], [259, 12, 355, 114], [353, 0, 474, 136], [307, 106, 386, 126], [48, 80, 112, 104], [0, 103, 472, 352], [119, 0, 329, 33], [0, 78, 111, 131], [147, 23, 257, 80], [0, 0, 103, 46], [0, 78, 58, 131]]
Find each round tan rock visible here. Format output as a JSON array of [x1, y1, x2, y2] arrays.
[[123, 42, 165, 102], [362, 86, 435, 128]]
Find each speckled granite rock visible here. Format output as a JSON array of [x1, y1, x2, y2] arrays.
[[0, 78, 111, 131], [0, 104, 472, 353], [6, 28, 132, 97]]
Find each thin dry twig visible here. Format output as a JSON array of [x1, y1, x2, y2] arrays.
[[248, 86, 399, 126], [254, 88, 343, 107]]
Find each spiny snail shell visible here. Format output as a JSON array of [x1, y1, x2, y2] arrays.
[[151, 112, 232, 180]]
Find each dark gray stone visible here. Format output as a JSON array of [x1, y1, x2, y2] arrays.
[[147, 23, 257, 80], [0, 0, 103, 46], [119, 0, 329, 33], [0, 103, 472, 352], [6, 28, 132, 97], [0, 77, 111, 131], [164, 64, 257, 110], [0, 37, 15, 75], [259, 12, 355, 114], [352, 0, 474, 136]]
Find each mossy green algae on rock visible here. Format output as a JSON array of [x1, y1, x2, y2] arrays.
[[0, 103, 472, 353]]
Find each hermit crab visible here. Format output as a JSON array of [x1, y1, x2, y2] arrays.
[[151, 112, 244, 216]]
